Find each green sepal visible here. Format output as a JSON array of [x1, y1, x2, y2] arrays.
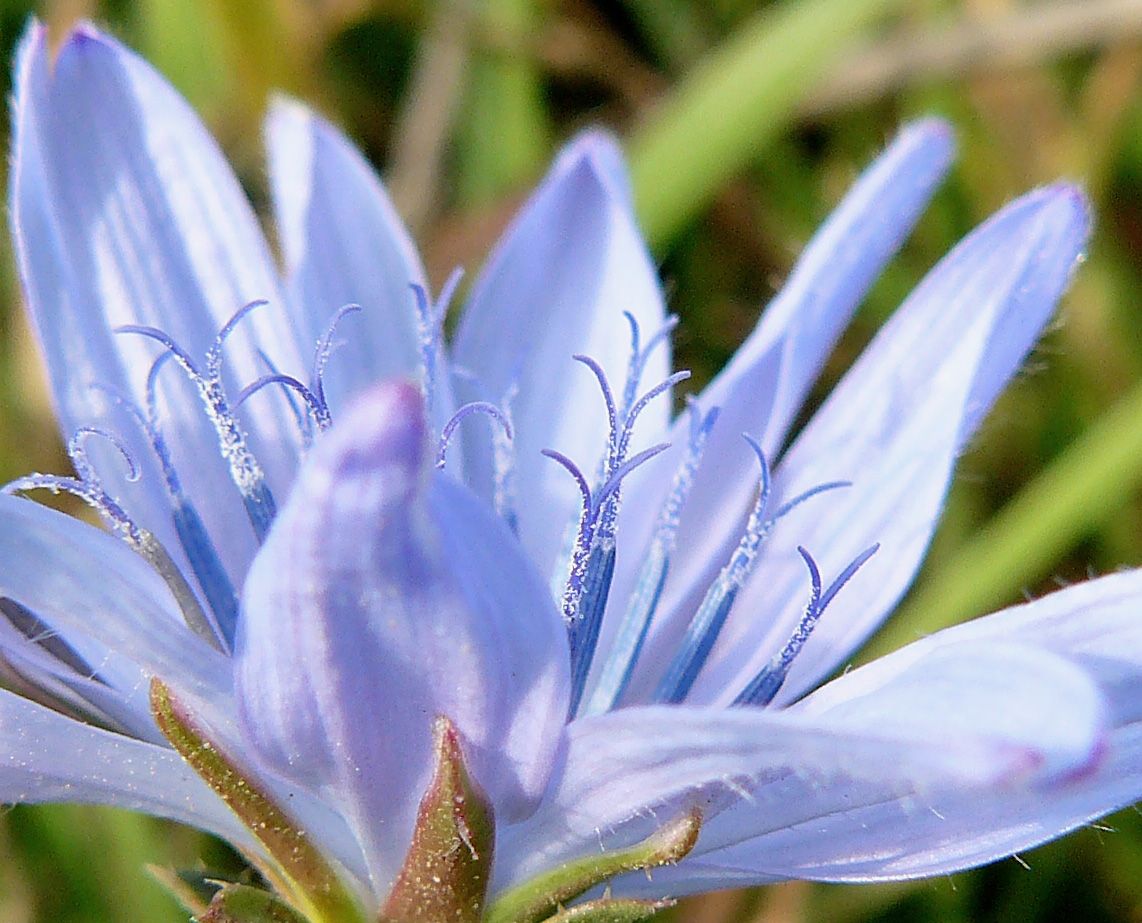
[[380, 716, 495, 923], [543, 897, 675, 923], [196, 883, 310, 923], [150, 679, 365, 923], [146, 865, 216, 916], [485, 809, 700, 923]]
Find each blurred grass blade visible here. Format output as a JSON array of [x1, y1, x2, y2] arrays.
[[863, 376, 1142, 660], [457, 0, 550, 206], [629, 0, 904, 249]]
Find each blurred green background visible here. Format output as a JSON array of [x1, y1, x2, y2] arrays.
[[0, 0, 1140, 920]]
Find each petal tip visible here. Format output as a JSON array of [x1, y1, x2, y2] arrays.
[[557, 127, 632, 202], [64, 20, 112, 52], [1041, 181, 1093, 233], [267, 91, 312, 128], [900, 116, 956, 160], [326, 378, 428, 479]]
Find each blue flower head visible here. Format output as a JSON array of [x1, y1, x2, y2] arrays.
[[3, 19, 1140, 923]]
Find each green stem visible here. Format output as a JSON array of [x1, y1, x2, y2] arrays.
[[862, 378, 1142, 661], [628, 0, 903, 250]]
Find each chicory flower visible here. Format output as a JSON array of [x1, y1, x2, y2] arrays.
[[3, 19, 1140, 923]]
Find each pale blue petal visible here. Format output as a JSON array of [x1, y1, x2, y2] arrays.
[[496, 641, 1102, 891], [266, 98, 426, 415], [721, 119, 956, 451], [235, 381, 569, 894], [662, 184, 1089, 706], [0, 495, 231, 710], [601, 121, 954, 697], [900, 568, 1142, 726], [454, 130, 669, 576], [10, 22, 302, 583], [0, 607, 159, 743], [632, 723, 1140, 894], [0, 687, 249, 845]]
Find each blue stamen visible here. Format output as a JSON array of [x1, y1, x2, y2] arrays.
[[548, 356, 623, 599], [566, 540, 617, 717], [436, 402, 513, 471], [651, 436, 772, 704], [312, 304, 363, 412], [651, 460, 855, 705], [550, 318, 688, 713], [412, 268, 463, 417], [208, 299, 269, 372], [573, 354, 620, 465], [620, 312, 643, 415], [93, 379, 239, 648], [820, 543, 879, 610], [550, 441, 670, 717], [734, 543, 879, 706], [69, 426, 139, 487], [3, 430, 225, 651], [582, 401, 720, 716], [771, 480, 853, 520], [593, 442, 671, 515], [639, 315, 680, 368], [255, 348, 311, 441], [4, 465, 140, 548], [240, 306, 366, 444], [491, 384, 519, 535], [619, 312, 679, 418], [542, 448, 596, 622], [652, 582, 740, 705], [614, 370, 691, 466], [237, 374, 328, 434], [167, 502, 238, 650], [117, 303, 278, 542]]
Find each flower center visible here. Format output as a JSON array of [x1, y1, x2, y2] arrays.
[[6, 284, 878, 717]]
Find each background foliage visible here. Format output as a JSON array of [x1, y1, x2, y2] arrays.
[[0, 0, 1140, 920]]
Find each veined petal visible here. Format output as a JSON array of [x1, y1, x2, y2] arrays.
[[0, 687, 250, 846], [0, 495, 231, 710], [266, 98, 428, 417], [713, 119, 956, 451], [453, 130, 669, 576], [9, 22, 303, 583], [602, 123, 954, 676], [633, 723, 1141, 894], [902, 568, 1142, 726], [495, 641, 1105, 892], [673, 184, 1090, 706], [235, 381, 569, 895], [0, 604, 159, 743]]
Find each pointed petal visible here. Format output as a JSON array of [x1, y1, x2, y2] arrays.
[[0, 687, 249, 845], [668, 184, 1090, 705], [235, 381, 569, 893], [266, 97, 426, 415], [453, 130, 669, 576], [716, 119, 956, 450], [0, 495, 231, 708], [604, 123, 954, 662], [496, 641, 1104, 891], [633, 722, 1140, 894], [9, 22, 302, 581]]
